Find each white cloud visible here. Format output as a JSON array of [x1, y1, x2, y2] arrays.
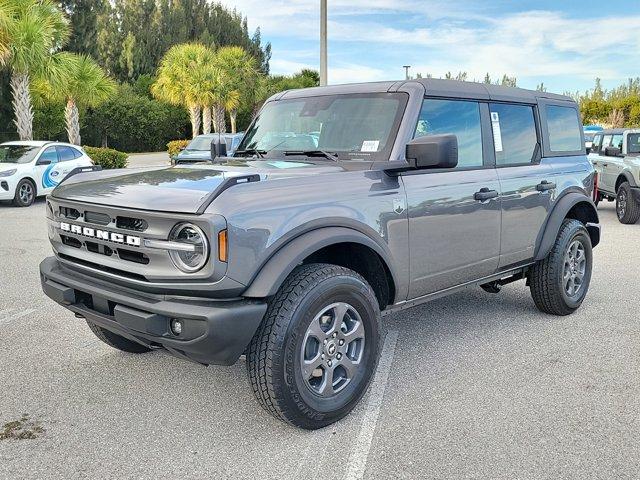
[[219, 1, 640, 90]]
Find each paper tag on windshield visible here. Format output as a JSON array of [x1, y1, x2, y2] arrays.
[[490, 111, 503, 152], [361, 140, 379, 152]]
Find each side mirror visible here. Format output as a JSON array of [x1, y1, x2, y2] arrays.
[[210, 137, 227, 160], [604, 146, 621, 157], [406, 134, 458, 169], [37, 159, 52, 166]]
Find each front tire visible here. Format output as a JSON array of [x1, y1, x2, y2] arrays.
[[529, 219, 593, 315], [616, 182, 640, 224], [13, 178, 36, 207], [86, 321, 152, 353], [246, 263, 381, 429]]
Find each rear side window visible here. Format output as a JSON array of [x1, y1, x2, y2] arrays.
[[591, 134, 602, 153], [489, 104, 538, 165], [628, 133, 640, 154], [611, 134, 623, 150], [56, 146, 78, 162], [545, 105, 582, 152], [415, 99, 483, 168]]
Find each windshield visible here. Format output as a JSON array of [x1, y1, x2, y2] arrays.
[[0, 145, 39, 164], [236, 93, 407, 160], [186, 136, 214, 151]]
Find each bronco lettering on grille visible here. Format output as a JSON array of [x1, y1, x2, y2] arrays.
[[60, 222, 141, 247]]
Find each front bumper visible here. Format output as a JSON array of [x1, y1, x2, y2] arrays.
[[0, 177, 17, 200], [40, 256, 267, 365]]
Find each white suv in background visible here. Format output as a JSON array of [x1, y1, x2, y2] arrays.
[[0, 141, 93, 207]]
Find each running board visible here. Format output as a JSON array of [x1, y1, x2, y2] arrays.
[[382, 265, 533, 316]]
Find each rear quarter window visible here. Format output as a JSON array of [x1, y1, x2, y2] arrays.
[[545, 105, 583, 152]]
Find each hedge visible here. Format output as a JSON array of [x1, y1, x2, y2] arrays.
[[167, 139, 190, 158], [83, 146, 128, 169]]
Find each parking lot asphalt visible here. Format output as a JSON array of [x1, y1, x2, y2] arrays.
[[0, 199, 638, 480]]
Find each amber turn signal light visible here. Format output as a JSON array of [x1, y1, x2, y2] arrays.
[[218, 229, 228, 262]]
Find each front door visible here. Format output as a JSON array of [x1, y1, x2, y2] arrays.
[[404, 98, 501, 299]]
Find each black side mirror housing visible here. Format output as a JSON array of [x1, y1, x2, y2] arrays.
[[211, 136, 227, 160], [406, 134, 458, 169], [36, 159, 52, 166], [604, 146, 621, 157]]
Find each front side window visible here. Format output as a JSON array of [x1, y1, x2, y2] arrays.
[[490, 103, 538, 165], [591, 134, 602, 153], [546, 105, 582, 152], [601, 135, 613, 151], [611, 134, 623, 150], [414, 99, 483, 168], [628, 133, 640, 154], [39, 147, 58, 164], [237, 93, 407, 161]]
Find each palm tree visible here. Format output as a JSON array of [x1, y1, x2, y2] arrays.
[[3, 0, 69, 140], [35, 53, 116, 145], [152, 43, 215, 139], [213, 46, 258, 133]]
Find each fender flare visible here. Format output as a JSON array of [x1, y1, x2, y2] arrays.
[[242, 227, 398, 299], [615, 170, 637, 190], [534, 192, 600, 261]]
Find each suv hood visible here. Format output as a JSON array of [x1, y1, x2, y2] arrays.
[[52, 160, 344, 213]]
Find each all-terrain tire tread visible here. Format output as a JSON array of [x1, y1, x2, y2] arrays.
[[529, 219, 587, 316], [618, 182, 640, 224], [246, 263, 376, 426]]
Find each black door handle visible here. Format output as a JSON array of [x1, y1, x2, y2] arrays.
[[474, 187, 499, 201], [536, 180, 556, 192], [603, 163, 608, 167]]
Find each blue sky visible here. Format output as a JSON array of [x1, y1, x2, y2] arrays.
[[220, 0, 640, 94]]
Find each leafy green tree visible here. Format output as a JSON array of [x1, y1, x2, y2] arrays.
[[2, 0, 69, 140], [35, 53, 116, 145], [59, 0, 106, 59], [152, 43, 216, 138], [214, 46, 258, 133], [82, 84, 188, 151]]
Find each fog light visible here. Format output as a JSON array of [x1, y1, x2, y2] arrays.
[[170, 319, 183, 335]]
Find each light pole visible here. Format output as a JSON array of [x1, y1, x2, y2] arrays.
[[403, 65, 411, 80], [320, 0, 327, 86]]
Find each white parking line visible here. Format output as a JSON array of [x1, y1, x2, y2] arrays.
[[344, 330, 399, 480], [0, 307, 41, 325]]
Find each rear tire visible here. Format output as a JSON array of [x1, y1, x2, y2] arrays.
[[86, 321, 152, 353], [13, 178, 36, 207], [246, 263, 381, 429], [616, 182, 640, 224], [529, 219, 592, 315]]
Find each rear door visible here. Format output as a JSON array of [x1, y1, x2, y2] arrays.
[[490, 102, 553, 268], [403, 98, 501, 298]]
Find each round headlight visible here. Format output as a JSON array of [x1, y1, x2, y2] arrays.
[[168, 223, 209, 273]]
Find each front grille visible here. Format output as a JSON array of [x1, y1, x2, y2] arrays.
[[116, 248, 149, 265], [60, 206, 80, 220], [116, 216, 148, 232], [58, 253, 148, 282], [84, 211, 111, 226], [60, 234, 82, 248]]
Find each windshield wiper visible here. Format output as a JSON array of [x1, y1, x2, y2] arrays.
[[234, 148, 266, 158], [283, 150, 339, 161]]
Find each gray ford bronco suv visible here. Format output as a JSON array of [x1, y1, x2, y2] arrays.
[[40, 79, 600, 429]]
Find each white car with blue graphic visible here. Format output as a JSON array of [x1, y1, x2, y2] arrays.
[[0, 141, 93, 207]]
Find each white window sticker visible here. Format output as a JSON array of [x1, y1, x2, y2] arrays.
[[491, 111, 503, 152], [361, 140, 380, 152]]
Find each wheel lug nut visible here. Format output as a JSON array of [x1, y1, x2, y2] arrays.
[[339, 339, 344, 346], [337, 353, 342, 360], [321, 354, 325, 359], [332, 332, 337, 338], [323, 339, 327, 344], [328, 360, 332, 367]]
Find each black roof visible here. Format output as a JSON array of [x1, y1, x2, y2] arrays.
[[278, 78, 574, 104]]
